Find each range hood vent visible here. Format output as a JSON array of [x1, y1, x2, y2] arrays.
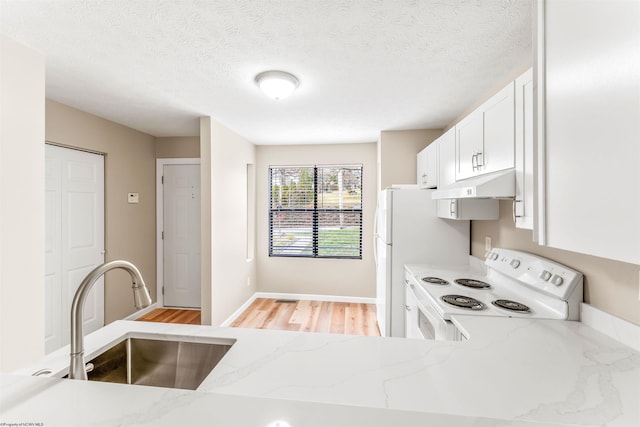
[[432, 169, 515, 200]]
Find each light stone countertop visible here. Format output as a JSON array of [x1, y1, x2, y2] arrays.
[[2, 312, 639, 426]]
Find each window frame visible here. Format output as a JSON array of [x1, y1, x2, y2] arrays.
[[268, 164, 363, 260]]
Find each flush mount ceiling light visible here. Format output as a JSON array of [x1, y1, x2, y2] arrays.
[[255, 70, 299, 100]]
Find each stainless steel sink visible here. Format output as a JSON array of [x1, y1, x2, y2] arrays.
[[81, 337, 234, 390]]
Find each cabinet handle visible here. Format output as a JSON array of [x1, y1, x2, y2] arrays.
[[513, 199, 523, 223], [476, 151, 484, 167], [405, 305, 411, 311], [471, 153, 477, 170]]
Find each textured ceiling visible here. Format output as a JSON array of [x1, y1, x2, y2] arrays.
[[0, 0, 532, 144]]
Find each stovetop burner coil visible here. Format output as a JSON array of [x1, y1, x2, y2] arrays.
[[454, 278, 492, 289], [421, 277, 449, 285], [492, 299, 531, 312], [440, 294, 486, 310]]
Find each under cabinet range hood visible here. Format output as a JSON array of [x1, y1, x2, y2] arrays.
[[432, 169, 516, 199]]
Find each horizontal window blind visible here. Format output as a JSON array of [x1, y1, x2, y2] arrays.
[[269, 165, 363, 259]]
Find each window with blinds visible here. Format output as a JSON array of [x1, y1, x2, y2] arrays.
[[269, 165, 363, 259]]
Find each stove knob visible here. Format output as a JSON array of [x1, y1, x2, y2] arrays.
[[510, 259, 521, 269], [540, 270, 552, 281], [551, 274, 564, 286]]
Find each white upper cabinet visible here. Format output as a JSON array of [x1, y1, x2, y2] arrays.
[[456, 82, 515, 180], [416, 142, 438, 189], [436, 126, 499, 220], [483, 82, 516, 174], [455, 109, 483, 180], [437, 128, 456, 188], [535, 0, 640, 264], [514, 68, 534, 230]]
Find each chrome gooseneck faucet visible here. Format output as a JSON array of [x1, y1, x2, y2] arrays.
[[69, 260, 152, 380]]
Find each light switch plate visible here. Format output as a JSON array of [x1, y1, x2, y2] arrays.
[[127, 192, 139, 204]]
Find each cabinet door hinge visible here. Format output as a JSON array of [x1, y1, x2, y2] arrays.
[[161, 175, 164, 184], [161, 231, 164, 240]]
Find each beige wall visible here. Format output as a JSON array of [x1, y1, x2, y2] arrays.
[[445, 62, 532, 132], [46, 100, 157, 324], [472, 201, 640, 325], [156, 136, 200, 158], [201, 118, 257, 326], [256, 143, 377, 298], [0, 35, 45, 372], [378, 129, 442, 190]]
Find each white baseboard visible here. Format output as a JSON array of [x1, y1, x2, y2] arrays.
[[253, 292, 376, 305], [123, 302, 158, 321], [580, 303, 640, 352], [219, 294, 259, 327], [219, 292, 377, 327]]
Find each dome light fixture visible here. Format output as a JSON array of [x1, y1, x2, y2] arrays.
[[255, 70, 299, 100]]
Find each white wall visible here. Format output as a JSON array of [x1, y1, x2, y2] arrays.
[[0, 35, 45, 372], [200, 118, 257, 326], [256, 143, 377, 298]]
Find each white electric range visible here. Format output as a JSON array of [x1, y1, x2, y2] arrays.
[[404, 248, 584, 340]]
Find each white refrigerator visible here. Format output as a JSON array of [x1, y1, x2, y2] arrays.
[[375, 186, 470, 337]]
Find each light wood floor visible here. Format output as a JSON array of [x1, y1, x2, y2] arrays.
[[137, 299, 381, 337], [230, 298, 381, 336], [136, 308, 201, 325]]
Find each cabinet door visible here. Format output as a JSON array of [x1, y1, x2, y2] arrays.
[[537, 0, 640, 264], [417, 143, 437, 189], [416, 147, 427, 187], [436, 199, 458, 219], [455, 110, 483, 180], [404, 280, 420, 339], [437, 128, 456, 188], [436, 199, 499, 220], [482, 82, 515, 175], [425, 144, 438, 188], [515, 69, 534, 230]]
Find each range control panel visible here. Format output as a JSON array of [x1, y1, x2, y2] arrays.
[[485, 248, 583, 300]]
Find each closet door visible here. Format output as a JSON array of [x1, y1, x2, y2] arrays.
[[45, 144, 104, 353]]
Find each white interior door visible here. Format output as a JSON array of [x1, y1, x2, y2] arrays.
[[45, 144, 104, 354], [163, 164, 201, 308]]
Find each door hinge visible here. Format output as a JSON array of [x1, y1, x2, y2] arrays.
[[161, 176, 164, 184], [161, 231, 164, 240], [162, 287, 164, 295]]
